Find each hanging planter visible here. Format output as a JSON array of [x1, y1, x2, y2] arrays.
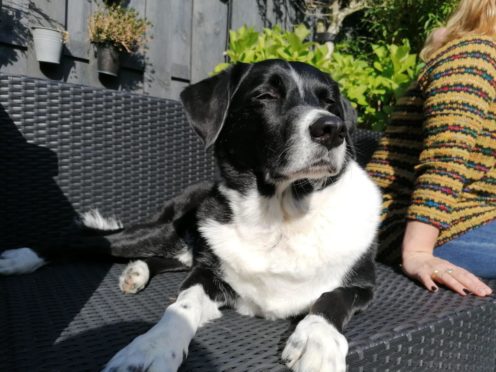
[[89, 3, 151, 78], [312, 18, 336, 45], [313, 32, 336, 44], [97, 44, 120, 76], [32, 27, 67, 64]]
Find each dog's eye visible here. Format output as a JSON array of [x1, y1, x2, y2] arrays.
[[254, 92, 279, 101], [321, 98, 336, 110], [316, 89, 336, 110]]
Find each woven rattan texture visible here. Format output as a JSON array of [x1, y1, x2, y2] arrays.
[[0, 263, 494, 371], [351, 128, 382, 167], [0, 74, 215, 248]]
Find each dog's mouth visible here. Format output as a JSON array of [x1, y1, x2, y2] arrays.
[[271, 159, 338, 182]]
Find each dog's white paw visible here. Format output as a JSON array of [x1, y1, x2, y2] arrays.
[[0, 248, 46, 275], [282, 315, 348, 372], [119, 260, 150, 294], [103, 331, 185, 372]]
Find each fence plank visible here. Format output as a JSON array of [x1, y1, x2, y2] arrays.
[[143, 0, 172, 98], [170, 0, 192, 81], [231, 0, 302, 31], [65, 0, 91, 60], [231, 0, 264, 31], [191, 0, 227, 83], [0, 0, 30, 47], [28, 0, 66, 29], [170, 79, 189, 101], [266, 0, 301, 29], [0, 43, 28, 74]]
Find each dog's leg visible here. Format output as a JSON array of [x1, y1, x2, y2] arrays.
[[65, 181, 213, 260], [104, 267, 230, 372], [282, 254, 375, 372], [0, 182, 212, 276], [119, 257, 188, 294], [282, 286, 373, 372], [0, 217, 180, 276]]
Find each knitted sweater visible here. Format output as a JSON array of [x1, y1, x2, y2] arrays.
[[366, 35, 496, 264]]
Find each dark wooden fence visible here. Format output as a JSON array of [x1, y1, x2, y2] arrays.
[[0, 0, 303, 99]]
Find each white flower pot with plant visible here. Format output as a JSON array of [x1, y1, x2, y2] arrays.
[[89, 4, 150, 77], [32, 27, 68, 64]]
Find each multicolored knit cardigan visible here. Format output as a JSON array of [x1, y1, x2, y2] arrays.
[[366, 35, 496, 264]]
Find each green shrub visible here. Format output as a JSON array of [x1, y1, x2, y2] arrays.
[[214, 25, 422, 131], [360, 0, 458, 53], [213, 25, 333, 74]]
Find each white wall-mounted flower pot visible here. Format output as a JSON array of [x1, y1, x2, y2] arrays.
[[32, 27, 63, 64]]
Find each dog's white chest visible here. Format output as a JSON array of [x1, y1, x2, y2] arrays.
[[200, 162, 380, 320]]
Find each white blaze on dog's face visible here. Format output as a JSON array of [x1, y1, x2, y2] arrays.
[[181, 60, 357, 194], [279, 107, 348, 182], [268, 63, 351, 182]]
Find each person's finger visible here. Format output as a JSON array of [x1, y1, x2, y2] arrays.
[[449, 268, 493, 296], [433, 269, 467, 296], [417, 270, 439, 292]]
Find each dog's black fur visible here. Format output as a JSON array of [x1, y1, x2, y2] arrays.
[[14, 60, 379, 371]]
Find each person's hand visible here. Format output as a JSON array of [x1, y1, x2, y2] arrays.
[[402, 251, 493, 297]]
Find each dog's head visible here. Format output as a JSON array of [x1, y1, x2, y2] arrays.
[[181, 60, 356, 194]]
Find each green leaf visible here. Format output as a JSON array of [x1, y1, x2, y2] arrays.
[[211, 63, 230, 75], [294, 24, 310, 41]]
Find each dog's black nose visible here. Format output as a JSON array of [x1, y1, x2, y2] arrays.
[[309, 116, 346, 149]]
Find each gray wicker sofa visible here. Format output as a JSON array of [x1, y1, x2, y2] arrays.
[[1, 74, 495, 372]]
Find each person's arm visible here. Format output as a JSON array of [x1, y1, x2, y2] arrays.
[[401, 38, 496, 296], [401, 220, 492, 296]]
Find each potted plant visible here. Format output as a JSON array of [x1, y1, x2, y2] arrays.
[[304, 0, 370, 56], [89, 4, 150, 77], [31, 27, 69, 64], [313, 18, 336, 44]]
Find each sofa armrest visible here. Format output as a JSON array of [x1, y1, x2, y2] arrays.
[[352, 128, 382, 167]]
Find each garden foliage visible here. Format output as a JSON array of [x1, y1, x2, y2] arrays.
[[214, 25, 421, 131], [362, 0, 458, 53], [213, 1, 456, 131]]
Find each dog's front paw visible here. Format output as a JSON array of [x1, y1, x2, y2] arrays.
[[282, 315, 348, 372], [119, 260, 150, 294], [103, 331, 185, 372]]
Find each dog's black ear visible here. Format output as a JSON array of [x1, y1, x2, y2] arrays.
[[340, 95, 358, 159], [180, 63, 252, 149], [339, 96, 357, 134]]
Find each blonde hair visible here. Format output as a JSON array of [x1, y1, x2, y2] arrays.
[[420, 0, 496, 61]]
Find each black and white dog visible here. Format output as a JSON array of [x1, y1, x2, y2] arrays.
[[0, 60, 381, 372]]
